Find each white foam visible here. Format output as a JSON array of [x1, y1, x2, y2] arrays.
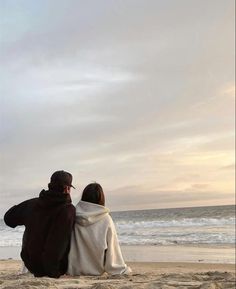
[[115, 217, 235, 230]]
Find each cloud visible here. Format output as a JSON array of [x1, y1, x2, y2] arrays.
[[220, 164, 235, 171], [222, 84, 235, 98], [0, 0, 235, 215], [106, 185, 234, 211]]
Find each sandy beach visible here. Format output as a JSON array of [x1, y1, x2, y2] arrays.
[[0, 259, 235, 289], [0, 245, 235, 288]]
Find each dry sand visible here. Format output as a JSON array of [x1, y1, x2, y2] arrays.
[[0, 260, 235, 289]]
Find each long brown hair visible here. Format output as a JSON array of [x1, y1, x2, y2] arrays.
[[81, 183, 105, 206]]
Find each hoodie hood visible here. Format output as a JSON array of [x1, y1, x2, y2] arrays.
[[38, 189, 72, 208], [75, 200, 110, 226]]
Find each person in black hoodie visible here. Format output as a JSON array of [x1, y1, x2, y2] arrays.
[[4, 170, 76, 278]]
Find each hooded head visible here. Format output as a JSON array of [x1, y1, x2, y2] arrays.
[[76, 183, 107, 226], [81, 183, 105, 206]]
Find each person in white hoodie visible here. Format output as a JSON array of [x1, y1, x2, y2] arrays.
[[67, 183, 131, 276]]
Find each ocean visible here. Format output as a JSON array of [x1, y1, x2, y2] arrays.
[[0, 204, 235, 247], [111, 204, 235, 246]]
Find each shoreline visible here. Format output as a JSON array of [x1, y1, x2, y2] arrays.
[[1, 244, 235, 264]]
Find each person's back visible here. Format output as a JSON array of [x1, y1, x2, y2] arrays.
[[4, 170, 76, 278], [67, 183, 131, 276]]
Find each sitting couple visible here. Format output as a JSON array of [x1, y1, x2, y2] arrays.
[[4, 170, 131, 278]]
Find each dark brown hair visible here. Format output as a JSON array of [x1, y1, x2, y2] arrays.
[[81, 183, 105, 206]]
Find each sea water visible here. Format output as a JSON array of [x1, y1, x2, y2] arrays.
[[111, 205, 235, 246], [0, 205, 235, 247]]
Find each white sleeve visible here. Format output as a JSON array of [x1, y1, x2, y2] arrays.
[[104, 217, 131, 275]]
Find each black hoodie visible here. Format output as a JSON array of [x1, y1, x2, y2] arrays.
[[4, 190, 76, 278]]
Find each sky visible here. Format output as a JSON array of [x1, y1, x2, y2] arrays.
[[0, 0, 235, 216]]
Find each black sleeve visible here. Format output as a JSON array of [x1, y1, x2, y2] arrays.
[[4, 199, 35, 228], [42, 205, 75, 278]]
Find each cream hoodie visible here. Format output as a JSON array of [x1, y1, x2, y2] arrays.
[[67, 201, 131, 276]]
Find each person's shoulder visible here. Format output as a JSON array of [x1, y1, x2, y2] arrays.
[[61, 203, 76, 217], [27, 197, 42, 207], [28, 197, 39, 203], [66, 202, 76, 211], [16, 197, 39, 207], [103, 213, 115, 226]]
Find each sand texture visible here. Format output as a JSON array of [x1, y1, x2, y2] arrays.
[[0, 260, 235, 289]]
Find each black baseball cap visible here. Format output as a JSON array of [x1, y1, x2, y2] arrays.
[[50, 170, 75, 189]]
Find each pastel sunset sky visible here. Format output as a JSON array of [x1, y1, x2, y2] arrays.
[[0, 0, 235, 215]]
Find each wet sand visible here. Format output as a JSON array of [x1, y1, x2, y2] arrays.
[[1, 244, 235, 263]]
